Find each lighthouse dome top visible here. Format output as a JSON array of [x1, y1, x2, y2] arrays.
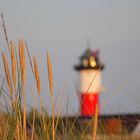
[[74, 48, 104, 71]]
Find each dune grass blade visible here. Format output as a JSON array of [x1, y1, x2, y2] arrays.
[[79, 116, 95, 140], [31, 107, 36, 140], [46, 53, 53, 96], [18, 39, 26, 138], [33, 57, 41, 95], [46, 52, 55, 140], [93, 104, 99, 140], [25, 42, 34, 74], [19, 40, 26, 90], [1, 13, 10, 52], [16, 119, 20, 140], [10, 42, 17, 91], [2, 52, 12, 96]]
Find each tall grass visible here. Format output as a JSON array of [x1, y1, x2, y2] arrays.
[[1, 40, 138, 140], [0, 14, 139, 140], [1, 39, 98, 140], [93, 104, 99, 140], [19, 40, 27, 139], [47, 52, 55, 140], [33, 57, 41, 95], [2, 52, 12, 96], [10, 42, 17, 91]]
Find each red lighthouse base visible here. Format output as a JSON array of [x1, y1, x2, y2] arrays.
[[81, 93, 99, 117]]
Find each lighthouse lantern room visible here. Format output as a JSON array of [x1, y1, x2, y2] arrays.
[[74, 48, 104, 117]]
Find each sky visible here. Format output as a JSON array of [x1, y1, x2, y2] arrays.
[[0, 0, 140, 115]]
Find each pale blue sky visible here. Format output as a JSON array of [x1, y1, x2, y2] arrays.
[[0, 0, 140, 115]]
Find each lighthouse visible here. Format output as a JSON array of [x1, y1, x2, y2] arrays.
[[74, 48, 104, 117]]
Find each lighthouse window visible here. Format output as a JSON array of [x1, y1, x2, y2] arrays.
[[90, 57, 96, 67], [83, 59, 88, 67], [90, 61, 96, 67]]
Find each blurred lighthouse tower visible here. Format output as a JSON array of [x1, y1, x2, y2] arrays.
[[74, 47, 104, 117]]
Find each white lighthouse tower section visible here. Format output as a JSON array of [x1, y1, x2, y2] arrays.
[[80, 70, 102, 93]]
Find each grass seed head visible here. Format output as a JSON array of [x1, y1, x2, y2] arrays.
[[19, 40, 26, 91], [2, 52, 12, 95], [33, 57, 41, 95], [10, 41, 17, 90], [47, 52, 53, 96]]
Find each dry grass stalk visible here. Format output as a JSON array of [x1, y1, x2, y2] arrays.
[[2, 52, 12, 95], [47, 52, 55, 140], [33, 57, 41, 95], [47, 52, 53, 96], [19, 40, 26, 90], [18, 39, 26, 138], [10, 42, 17, 91], [93, 104, 99, 140], [25, 42, 34, 74], [1, 13, 10, 51], [31, 107, 36, 140], [16, 119, 20, 140]]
